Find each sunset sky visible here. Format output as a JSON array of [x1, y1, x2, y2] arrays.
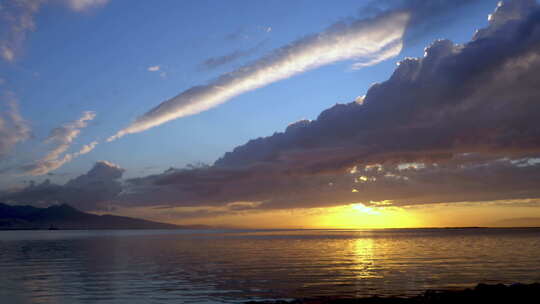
[[1, 0, 540, 228]]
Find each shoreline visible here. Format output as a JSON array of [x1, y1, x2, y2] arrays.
[[246, 283, 540, 303]]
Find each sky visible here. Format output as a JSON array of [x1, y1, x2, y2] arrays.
[[2, 0, 540, 228]]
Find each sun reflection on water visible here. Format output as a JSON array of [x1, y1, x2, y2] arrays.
[[351, 238, 378, 279]]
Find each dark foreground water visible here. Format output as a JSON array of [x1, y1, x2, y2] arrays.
[[1, 228, 539, 303]]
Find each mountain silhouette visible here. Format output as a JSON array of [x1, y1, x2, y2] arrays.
[[0, 203, 205, 230]]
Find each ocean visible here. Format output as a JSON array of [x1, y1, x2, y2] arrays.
[[1, 228, 539, 303]]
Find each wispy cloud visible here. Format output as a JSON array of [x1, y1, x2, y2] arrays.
[[0, 0, 44, 62], [224, 28, 248, 41], [78, 140, 98, 154], [0, 92, 31, 159], [64, 0, 110, 12], [350, 39, 404, 69], [147, 65, 161, 72], [0, 0, 109, 63], [108, 12, 410, 141], [201, 41, 266, 70], [147, 65, 168, 79], [22, 111, 97, 176]]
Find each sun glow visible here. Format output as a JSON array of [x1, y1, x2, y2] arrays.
[[313, 203, 420, 229], [352, 203, 380, 215]]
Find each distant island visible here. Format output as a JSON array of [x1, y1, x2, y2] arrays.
[[0, 203, 206, 230]]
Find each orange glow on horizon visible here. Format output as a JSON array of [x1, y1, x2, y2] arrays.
[[105, 199, 540, 229], [310, 203, 421, 229]]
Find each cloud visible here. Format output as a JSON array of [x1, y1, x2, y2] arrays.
[[64, 0, 110, 12], [0, 0, 109, 63], [147, 65, 160, 72], [108, 11, 411, 141], [200, 41, 265, 70], [224, 28, 248, 41], [350, 38, 404, 69], [358, 0, 485, 28], [78, 140, 98, 154], [147, 65, 168, 79], [22, 111, 97, 175], [0, 0, 44, 62], [5, 0, 539, 219], [112, 0, 540, 212], [213, 0, 540, 171], [2, 160, 124, 211], [0, 92, 31, 160], [46, 111, 95, 144]]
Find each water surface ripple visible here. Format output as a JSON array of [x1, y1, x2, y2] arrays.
[[1, 228, 539, 303]]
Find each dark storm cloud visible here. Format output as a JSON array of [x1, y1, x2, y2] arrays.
[[1, 161, 124, 211], [111, 0, 540, 212]]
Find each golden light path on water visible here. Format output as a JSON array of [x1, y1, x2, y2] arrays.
[[352, 238, 377, 280]]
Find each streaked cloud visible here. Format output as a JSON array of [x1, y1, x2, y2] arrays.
[[64, 0, 110, 12], [0, 0, 44, 62], [0, 0, 109, 63], [105, 0, 483, 141], [200, 41, 265, 70], [108, 11, 411, 141], [224, 28, 248, 41], [350, 39, 404, 69], [22, 111, 97, 176], [78, 140, 98, 154], [0, 92, 31, 159], [147, 65, 161, 72]]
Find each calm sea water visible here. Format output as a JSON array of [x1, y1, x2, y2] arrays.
[[1, 228, 539, 303]]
